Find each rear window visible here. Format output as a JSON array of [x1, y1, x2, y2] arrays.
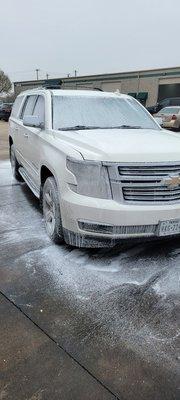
[[160, 107, 180, 114], [11, 97, 23, 118]]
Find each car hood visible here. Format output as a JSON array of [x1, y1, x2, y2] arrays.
[[54, 128, 180, 162]]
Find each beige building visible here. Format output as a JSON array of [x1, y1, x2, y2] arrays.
[[14, 66, 180, 107]]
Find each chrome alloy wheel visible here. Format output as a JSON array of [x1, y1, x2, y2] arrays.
[[43, 176, 64, 244], [44, 189, 56, 235]]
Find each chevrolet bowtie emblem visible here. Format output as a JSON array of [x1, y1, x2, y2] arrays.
[[163, 175, 180, 188]]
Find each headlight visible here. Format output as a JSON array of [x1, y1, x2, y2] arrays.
[[66, 157, 112, 199]]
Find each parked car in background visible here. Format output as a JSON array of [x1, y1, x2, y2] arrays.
[[147, 97, 180, 115], [0, 103, 13, 121], [154, 106, 180, 131], [0, 104, 4, 118], [8, 88, 180, 248]]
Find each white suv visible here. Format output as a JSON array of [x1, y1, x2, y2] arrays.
[[9, 87, 180, 247]]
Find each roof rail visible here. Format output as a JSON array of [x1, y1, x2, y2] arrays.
[[93, 87, 103, 92]]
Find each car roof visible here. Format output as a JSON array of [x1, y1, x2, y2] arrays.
[[161, 106, 180, 109], [17, 88, 130, 99], [159, 106, 180, 113]]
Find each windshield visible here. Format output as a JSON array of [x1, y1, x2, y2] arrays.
[[52, 95, 159, 131]]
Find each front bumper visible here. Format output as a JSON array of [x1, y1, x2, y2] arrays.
[[61, 192, 180, 247]]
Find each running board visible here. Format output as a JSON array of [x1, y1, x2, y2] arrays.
[[19, 167, 40, 198]]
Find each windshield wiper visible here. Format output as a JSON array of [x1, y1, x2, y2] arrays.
[[58, 125, 101, 131], [114, 125, 142, 129], [58, 124, 143, 131]]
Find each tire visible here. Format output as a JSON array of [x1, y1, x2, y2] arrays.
[[10, 144, 23, 181], [43, 176, 64, 244]]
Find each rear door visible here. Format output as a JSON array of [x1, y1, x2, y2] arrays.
[[9, 96, 25, 162]]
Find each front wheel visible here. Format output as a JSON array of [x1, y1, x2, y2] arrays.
[[43, 177, 64, 244]]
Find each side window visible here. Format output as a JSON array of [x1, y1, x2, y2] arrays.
[[20, 95, 37, 119], [32, 96, 45, 124], [171, 99, 180, 106], [11, 96, 24, 118]]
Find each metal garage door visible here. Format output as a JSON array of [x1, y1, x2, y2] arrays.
[[158, 84, 180, 101]]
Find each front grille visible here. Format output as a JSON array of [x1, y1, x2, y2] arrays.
[[118, 164, 180, 204], [119, 165, 180, 176]]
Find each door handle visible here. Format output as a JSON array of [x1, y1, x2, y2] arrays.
[[24, 133, 29, 138], [15, 127, 19, 131]]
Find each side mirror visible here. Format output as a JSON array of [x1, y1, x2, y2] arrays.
[[23, 115, 44, 129]]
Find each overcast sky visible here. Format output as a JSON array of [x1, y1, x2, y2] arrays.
[[1, 0, 180, 82]]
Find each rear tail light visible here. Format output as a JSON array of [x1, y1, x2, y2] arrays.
[[171, 114, 177, 120]]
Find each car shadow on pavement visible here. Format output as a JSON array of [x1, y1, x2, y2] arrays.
[[20, 182, 41, 212]]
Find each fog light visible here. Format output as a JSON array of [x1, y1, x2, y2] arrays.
[[78, 220, 114, 234]]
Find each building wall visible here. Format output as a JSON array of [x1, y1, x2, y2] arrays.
[[101, 80, 122, 92], [14, 82, 42, 95], [136, 77, 159, 106], [119, 78, 138, 96], [14, 67, 180, 107], [65, 77, 159, 106]]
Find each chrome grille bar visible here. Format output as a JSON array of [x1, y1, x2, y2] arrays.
[[109, 162, 180, 204], [119, 165, 180, 176]]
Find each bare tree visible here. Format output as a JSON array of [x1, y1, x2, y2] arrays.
[[0, 70, 11, 94]]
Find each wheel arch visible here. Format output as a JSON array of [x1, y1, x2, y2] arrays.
[[40, 165, 54, 186], [9, 136, 13, 158], [40, 165, 53, 207], [9, 136, 13, 147], [40, 164, 61, 205]]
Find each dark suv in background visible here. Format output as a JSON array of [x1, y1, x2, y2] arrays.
[[0, 103, 13, 121], [147, 97, 180, 115]]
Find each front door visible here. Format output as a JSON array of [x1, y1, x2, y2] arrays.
[[18, 94, 38, 170], [24, 95, 45, 187]]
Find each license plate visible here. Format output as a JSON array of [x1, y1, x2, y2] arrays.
[[158, 219, 180, 236]]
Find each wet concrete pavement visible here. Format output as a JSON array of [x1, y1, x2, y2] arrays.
[[0, 121, 180, 399], [0, 293, 117, 400]]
